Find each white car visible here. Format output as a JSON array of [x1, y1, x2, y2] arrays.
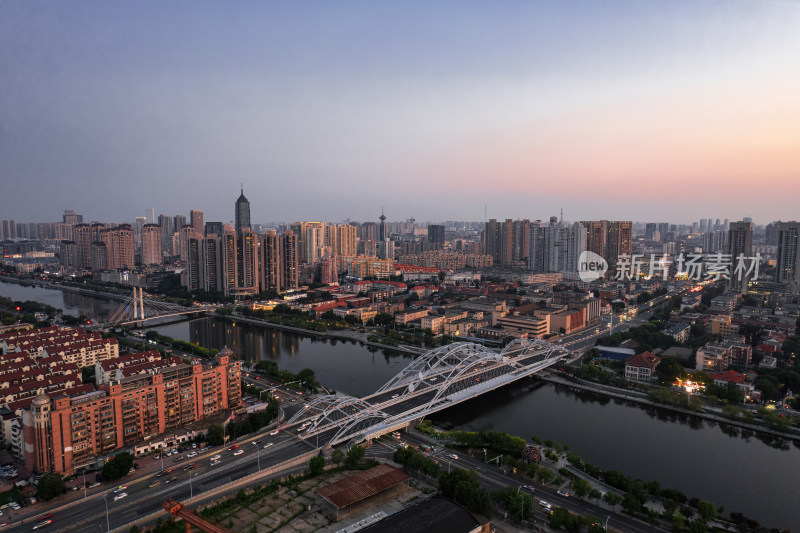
[[269, 429, 279, 436], [210, 454, 221, 461], [448, 453, 459, 460], [263, 443, 274, 449], [113, 492, 128, 501], [233, 450, 244, 456], [187, 452, 197, 458], [539, 500, 552, 509]]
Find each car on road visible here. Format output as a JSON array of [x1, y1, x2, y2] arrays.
[[184, 464, 197, 471], [522, 485, 535, 493], [210, 460, 220, 466], [269, 429, 279, 436], [447, 454, 459, 460], [538, 500, 552, 509], [149, 481, 161, 488], [165, 477, 178, 484], [557, 490, 570, 497], [233, 450, 244, 456], [113, 485, 128, 493], [87, 482, 101, 489], [32, 520, 52, 530], [210, 455, 221, 461], [38, 514, 53, 522], [228, 444, 239, 451], [187, 452, 197, 458], [113, 492, 128, 501], [263, 443, 273, 449]]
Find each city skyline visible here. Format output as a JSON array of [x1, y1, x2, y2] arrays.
[[2, 2, 800, 223]]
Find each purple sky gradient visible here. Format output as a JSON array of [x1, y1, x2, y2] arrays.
[[2, 1, 799, 225]]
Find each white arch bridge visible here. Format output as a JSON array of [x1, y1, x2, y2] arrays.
[[286, 339, 570, 448]]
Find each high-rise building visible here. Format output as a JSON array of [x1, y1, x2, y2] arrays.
[[775, 221, 800, 295], [484, 219, 501, 264], [235, 187, 251, 232], [199, 234, 222, 293], [280, 230, 298, 290], [428, 224, 445, 250], [360, 222, 377, 242], [379, 211, 388, 242], [260, 231, 281, 292], [145, 208, 155, 224], [205, 221, 224, 238], [290, 221, 326, 264], [645, 223, 657, 241], [185, 235, 202, 290], [54, 222, 73, 242], [58, 241, 79, 270], [235, 228, 259, 295], [179, 225, 198, 262], [173, 214, 186, 237], [63, 210, 82, 224], [134, 217, 146, 248], [99, 225, 135, 270], [727, 221, 754, 294], [72, 224, 92, 270], [325, 224, 357, 257], [90, 241, 107, 271], [141, 224, 163, 265], [158, 214, 174, 256], [190, 210, 204, 237], [221, 232, 237, 295], [581, 220, 632, 272]]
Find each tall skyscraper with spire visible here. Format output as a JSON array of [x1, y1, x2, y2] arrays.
[[235, 186, 251, 233], [378, 209, 387, 242]]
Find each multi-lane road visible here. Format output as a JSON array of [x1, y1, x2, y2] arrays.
[[4, 407, 321, 533]]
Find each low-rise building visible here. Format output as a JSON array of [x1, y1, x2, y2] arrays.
[[625, 351, 661, 383], [664, 322, 691, 343], [710, 315, 739, 336]]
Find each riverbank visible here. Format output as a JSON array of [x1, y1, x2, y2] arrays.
[[0, 274, 130, 302], [213, 312, 427, 356], [538, 372, 800, 443]]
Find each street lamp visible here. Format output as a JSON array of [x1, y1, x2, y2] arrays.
[[103, 493, 110, 533], [605, 514, 612, 531]]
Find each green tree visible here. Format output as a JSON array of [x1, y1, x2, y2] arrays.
[[603, 492, 622, 508], [331, 448, 345, 466], [101, 452, 134, 482], [697, 499, 716, 521], [572, 478, 592, 499], [347, 445, 365, 467], [207, 424, 225, 446], [588, 488, 602, 502], [309, 456, 326, 476], [36, 472, 65, 501]]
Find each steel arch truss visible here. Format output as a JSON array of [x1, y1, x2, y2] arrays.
[[500, 338, 567, 361], [289, 395, 389, 438], [377, 342, 504, 395]]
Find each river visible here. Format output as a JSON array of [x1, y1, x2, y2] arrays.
[[1, 279, 797, 528]]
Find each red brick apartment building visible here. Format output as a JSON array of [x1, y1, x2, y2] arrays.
[[0, 326, 241, 476], [22, 349, 241, 476]]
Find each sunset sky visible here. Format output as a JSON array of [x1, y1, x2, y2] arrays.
[[2, 1, 799, 225]]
